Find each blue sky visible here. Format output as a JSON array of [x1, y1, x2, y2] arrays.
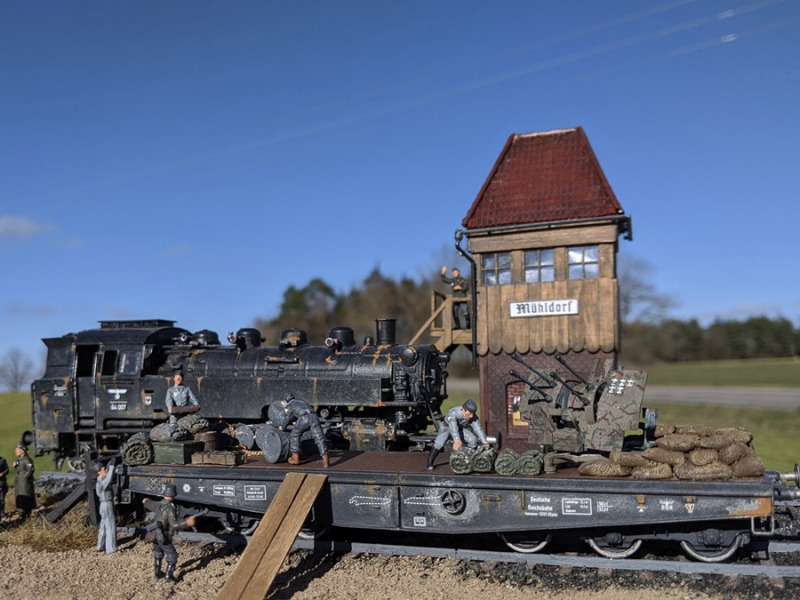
[[1, 0, 798, 374]]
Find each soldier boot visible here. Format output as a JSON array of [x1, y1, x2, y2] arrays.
[[321, 454, 329, 468], [154, 558, 163, 579], [164, 563, 177, 583], [427, 447, 440, 470], [288, 453, 300, 465]]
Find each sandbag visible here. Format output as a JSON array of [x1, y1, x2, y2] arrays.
[[674, 424, 713, 437], [699, 433, 735, 450], [674, 462, 732, 481], [714, 427, 753, 445], [687, 447, 718, 466], [654, 423, 675, 438], [578, 459, 631, 478], [642, 447, 685, 466], [609, 451, 652, 468], [657, 434, 699, 452], [732, 455, 765, 477], [631, 462, 673, 480], [718, 441, 752, 465]]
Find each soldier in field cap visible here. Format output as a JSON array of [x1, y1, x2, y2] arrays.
[[427, 399, 488, 470], [13, 442, 35, 519]]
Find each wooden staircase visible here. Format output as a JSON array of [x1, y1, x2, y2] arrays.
[[409, 292, 473, 356]]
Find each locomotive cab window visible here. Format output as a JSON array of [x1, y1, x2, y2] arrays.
[[100, 350, 119, 376], [120, 351, 141, 375]]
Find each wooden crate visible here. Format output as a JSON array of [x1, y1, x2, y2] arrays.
[[152, 441, 205, 465], [191, 450, 246, 466]]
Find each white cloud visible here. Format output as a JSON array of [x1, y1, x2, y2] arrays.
[[0, 216, 51, 240]]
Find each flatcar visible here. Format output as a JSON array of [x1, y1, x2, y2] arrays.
[[29, 318, 449, 469]]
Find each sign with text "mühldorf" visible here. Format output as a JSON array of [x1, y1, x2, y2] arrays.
[[509, 299, 579, 318]]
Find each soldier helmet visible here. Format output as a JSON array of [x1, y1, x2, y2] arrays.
[[163, 483, 178, 497], [462, 399, 478, 414], [283, 392, 295, 403]]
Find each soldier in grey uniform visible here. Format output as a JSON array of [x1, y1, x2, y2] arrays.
[[93, 459, 117, 554], [427, 399, 488, 470], [0, 453, 8, 519], [164, 371, 200, 429], [13, 442, 35, 518], [441, 266, 470, 329], [143, 483, 196, 583], [278, 392, 329, 468]]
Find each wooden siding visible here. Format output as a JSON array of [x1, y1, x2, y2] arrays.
[[467, 223, 619, 254]]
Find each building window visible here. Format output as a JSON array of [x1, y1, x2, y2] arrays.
[[568, 245, 599, 279], [482, 252, 511, 285], [524, 249, 554, 283]]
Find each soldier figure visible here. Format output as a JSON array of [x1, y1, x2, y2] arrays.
[[13, 442, 35, 518], [0, 453, 8, 519], [427, 399, 488, 470], [441, 266, 470, 329], [165, 371, 200, 428], [278, 392, 329, 468], [143, 484, 196, 583], [93, 459, 117, 554]]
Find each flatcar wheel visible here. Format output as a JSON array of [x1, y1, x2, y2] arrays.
[[680, 534, 743, 563], [587, 536, 642, 559], [499, 531, 552, 553], [66, 443, 92, 473], [297, 523, 331, 540]]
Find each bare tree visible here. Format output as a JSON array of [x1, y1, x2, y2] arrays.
[[618, 254, 675, 324], [0, 347, 35, 391]]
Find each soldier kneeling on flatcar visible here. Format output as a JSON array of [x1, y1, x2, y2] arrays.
[[278, 392, 329, 468], [427, 399, 488, 470]]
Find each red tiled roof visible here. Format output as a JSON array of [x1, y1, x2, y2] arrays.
[[462, 127, 624, 229]]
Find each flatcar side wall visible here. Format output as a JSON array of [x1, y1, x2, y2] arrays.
[[480, 350, 615, 452], [121, 464, 773, 537]]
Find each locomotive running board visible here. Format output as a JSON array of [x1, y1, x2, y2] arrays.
[[216, 471, 328, 600]]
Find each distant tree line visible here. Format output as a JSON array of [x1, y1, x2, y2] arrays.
[[620, 316, 799, 365]]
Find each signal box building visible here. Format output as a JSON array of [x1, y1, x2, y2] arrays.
[[462, 127, 632, 450]]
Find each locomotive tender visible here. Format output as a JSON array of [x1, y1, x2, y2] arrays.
[[30, 318, 449, 468]]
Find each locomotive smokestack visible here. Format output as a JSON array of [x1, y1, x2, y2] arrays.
[[375, 318, 396, 346]]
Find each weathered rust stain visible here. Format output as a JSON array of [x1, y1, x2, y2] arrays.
[[729, 496, 773, 518]]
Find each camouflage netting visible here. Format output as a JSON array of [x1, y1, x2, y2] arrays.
[[449, 447, 475, 474], [121, 432, 153, 466], [494, 448, 520, 476], [518, 450, 544, 475], [149, 423, 191, 442], [471, 446, 498, 473], [580, 423, 765, 481]]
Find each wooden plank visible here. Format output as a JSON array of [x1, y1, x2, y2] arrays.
[[46, 483, 87, 524], [241, 474, 327, 599], [216, 472, 327, 600]]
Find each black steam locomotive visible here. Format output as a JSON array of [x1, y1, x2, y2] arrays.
[[30, 318, 449, 469]]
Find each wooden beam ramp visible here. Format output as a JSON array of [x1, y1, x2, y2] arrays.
[[217, 472, 328, 600]]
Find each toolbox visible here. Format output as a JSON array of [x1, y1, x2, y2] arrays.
[[152, 441, 205, 465]]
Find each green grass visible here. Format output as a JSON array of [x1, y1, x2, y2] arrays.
[[642, 357, 800, 387], [0, 391, 33, 488]]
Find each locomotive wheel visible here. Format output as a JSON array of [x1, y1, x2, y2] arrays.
[[586, 535, 642, 559], [499, 531, 552, 553], [679, 533, 744, 563], [66, 443, 93, 473]]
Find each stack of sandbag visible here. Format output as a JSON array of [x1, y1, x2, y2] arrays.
[[580, 424, 764, 481], [122, 432, 153, 465]]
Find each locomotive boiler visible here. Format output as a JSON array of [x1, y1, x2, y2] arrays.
[[30, 318, 449, 469]]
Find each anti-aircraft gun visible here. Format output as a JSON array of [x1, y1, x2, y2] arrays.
[[509, 352, 654, 455]]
